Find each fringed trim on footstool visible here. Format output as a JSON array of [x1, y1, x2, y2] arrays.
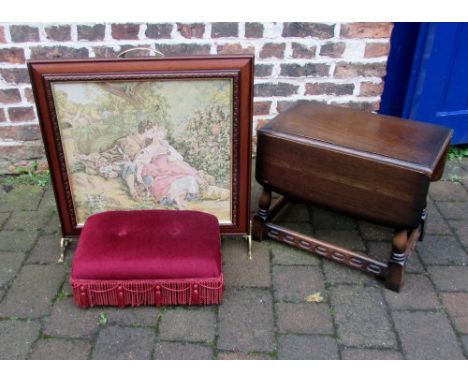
[[70, 274, 224, 308]]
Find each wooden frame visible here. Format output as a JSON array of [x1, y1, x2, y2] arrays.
[[28, 55, 254, 238]]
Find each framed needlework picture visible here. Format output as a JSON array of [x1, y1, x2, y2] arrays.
[[28, 55, 253, 237]]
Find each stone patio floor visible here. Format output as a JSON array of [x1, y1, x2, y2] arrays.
[[0, 158, 467, 360]]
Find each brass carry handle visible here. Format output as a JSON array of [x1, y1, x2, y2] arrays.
[[117, 47, 165, 58]]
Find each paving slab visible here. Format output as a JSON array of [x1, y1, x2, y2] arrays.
[[429, 182, 467, 202], [330, 285, 396, 348], [270, 241, 319, 266], [4, 210, 52, 232], [0, 212, 10, 228], [43, 213, 61, 234], [153, 341, 213, 360], [223, 238, 271, 287], [436, 202, 468, 220], [461, 335, 468, 356], [311, 207, 356, 230], [43, 298, 101, 338], [0, 264, 65, 318], [440, 293, 468, 333], [218, 288, 275, 353], [102, 306, 160, 327], [217, 351, 273, 360], [275, 203, 310, 222], [424, 200, 452, 235], [384, 274, 440, 310], [278, 334, 339, 360], [0, 252, 26, 287], [314, 230, 366, 252], [0, 320, 41, 360], [341, 348, 403, 360], [0, 230, 39, 253], [322, 259, 379, 286], [26, 233, 61, 264], [428, 266, 468, 292], [0, 185, 44, 212], [392, 311, 464, 359], [273, 265, 325, 302], [159, 307, 216, 343], [417, 235, 467, 266], [29, 338, 91, 360], [93, 326, 155, 360], [276, 302, 334, 334], [358, 221, 393, 241], [448, 220, 468, 248]]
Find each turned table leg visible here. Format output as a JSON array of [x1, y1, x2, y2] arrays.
[[385, 229, 408, 292], [252, 187, 272, 241]]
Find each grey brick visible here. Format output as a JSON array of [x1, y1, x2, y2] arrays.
[[27, 233, 61, 264], [37, 187, 56, 215], [424, 200, 452, 235], [0, 264, 65, 318], [280, 221, 314, 236], [93, 326, 155, 360], [417, 235, 467, 266], [0, 320, 41, 359], [330, 285, 396, 348], [312, 207, 356, 229], [159, 308, 216, 343], [430, 182, 467, 201], [273, 265, 325, 302], [103, 306, 160, 327], [217, 351, 273, 360], [358, 221, 393, 241], [0, 212, 10, 227], [0, 252, 25, 287], [0, 185, 43, 212], [341, 348, 403, 360], [218, 288, 275, 352], [276, 302, 334, 334], [223, 238, 271, 287], [428, 266, 468, 292], [275, 203, 310, 222], [4, 210, 52, 231], [393, 311, 464, 359], [29, 339, 91, 360], [461, 335, 468, 355], [43, 298, 100, 338], [154, 342, 213, 360], [449, 220, 468, 248], [436, 202, 468, 220], [315, 230, 366, 252], [43, 212, 61, 234], [440, 293, 468, 333], [278, 334, 339, 360], [322, 260, 378, 286], [0, 230, 39, 252], [270, 241, 319, 266], [384, 274, 440, 310]]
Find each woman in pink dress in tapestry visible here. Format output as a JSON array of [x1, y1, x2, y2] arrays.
[[134, 124, 202, 209]]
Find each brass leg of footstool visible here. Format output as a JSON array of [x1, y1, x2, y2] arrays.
[[252, 187, 272, 242], [385, 229, 408, 292]]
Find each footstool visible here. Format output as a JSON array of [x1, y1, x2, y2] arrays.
[[70, 210, 224, 308], [252, 101, 452, 291]]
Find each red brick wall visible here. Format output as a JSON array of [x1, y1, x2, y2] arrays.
[[0, 22, 393, 174]]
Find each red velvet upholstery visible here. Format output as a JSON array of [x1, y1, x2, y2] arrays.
[[72, 210, 222, 280], [70, 210, 224, 308]]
